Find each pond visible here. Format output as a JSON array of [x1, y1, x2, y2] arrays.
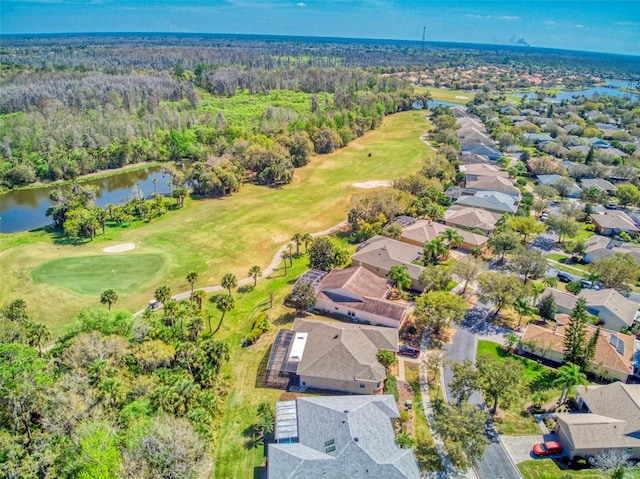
[[513, 80, 638, 102], [0, 165, 172, 234]]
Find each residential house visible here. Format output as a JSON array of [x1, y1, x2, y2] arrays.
[[351, 236, 425, 292], [523, 132, 553, 144], [269, 395, 420, 479], [520, 321, 636, 382], [392, 216, 489, 251], [579, 178, 616, 195], [304, 266, 411, 328], [584, 235, 640, 263], [265, 318, 397, 394], [591, 210, 639, 238], [540, 288, 578, 315], [465, 175, 521, 198], [459, 162, 509, 179], [536, 174, 582, 198], [459, 153, 492, 165], [455, 190, 519, 214], [444, 206, 501, 235], [578, 288, 639, 332], [461, 144, 501, 161], [556, 383, 640, 459]]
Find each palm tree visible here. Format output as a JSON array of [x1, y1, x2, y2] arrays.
[[553, 362, 587, 406], [100, 289, 118, 310], [389, 265, 411, 293], [302, 233, 313, 254], [27, 322, 51, 358], [193, 290, 206, 310], [155, 285, 172, 305], [164, 299, 179, 329], [248, 265, 262, 287], [531, 282, 546, 306], [213, 293, 235, 334], [514, 297, 533, 329], [221, 273, 237, 294], [186, 272, 199, 299], [291, 233, 303, 256], [440, 228, 464, 258], [187, 317, 204, 346], [423, 238, 448, 265]]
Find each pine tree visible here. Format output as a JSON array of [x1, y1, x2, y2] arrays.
[[563, 298, 588, 369]]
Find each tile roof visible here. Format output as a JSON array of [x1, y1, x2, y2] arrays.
[[292, 318, 398, 384], [268, 395, 420, 479], [315, 266, 409, 323]]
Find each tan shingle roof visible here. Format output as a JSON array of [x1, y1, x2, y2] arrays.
[[400, 219, 488, 248], [444, 206, 500, 231], [465, 175, 521, 197], [591, 210, 639, 232], [292, 318, 397, 383]]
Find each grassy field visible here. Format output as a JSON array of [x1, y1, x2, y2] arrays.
[[414, 86, 475, 104], [405, 363, 443, 472], [519, 459, 640, 479], [478, 341, 562, 435], [31, 253, 166, 295], [0, 110, 431, 335]]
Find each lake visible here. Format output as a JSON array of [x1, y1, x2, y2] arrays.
[[513, 80, 638, 102], [0, 165, 172, 234]]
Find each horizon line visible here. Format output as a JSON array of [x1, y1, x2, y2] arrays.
[[2, 31, 639, 60]]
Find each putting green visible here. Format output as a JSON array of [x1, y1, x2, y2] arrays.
[[31, 254, 165, 296]]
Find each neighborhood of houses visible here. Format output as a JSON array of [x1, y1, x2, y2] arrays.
[[262, 95, 640, 478]]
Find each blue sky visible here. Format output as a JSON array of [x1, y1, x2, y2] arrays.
[[2, 1, 639, 56]]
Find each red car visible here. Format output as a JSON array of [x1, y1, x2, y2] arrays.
[[532, 441, 563, 456]]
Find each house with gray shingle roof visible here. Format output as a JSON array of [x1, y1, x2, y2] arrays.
[[461, 144, 501, 160], [455, 190, 519, 214], [579, 288, 639, 332], [465, 175, 521, 198], [556, 383, 640, 460], [269, 394, 420, 479], [584, 235, 640, 263], [580, 178, 616, 195]]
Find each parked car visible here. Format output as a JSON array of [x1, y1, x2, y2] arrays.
[[532, 441, 563, 457], [580, 279, 601, 290], [399, 345, 420, 358], [605, 203, 618, 210], [557, 271, 574, 283], [148, 300, 162, 310]]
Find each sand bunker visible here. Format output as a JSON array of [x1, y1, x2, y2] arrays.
[[455, 95, 469, 99], [103, 242, 136, 253], [352, 180, 392, 189]]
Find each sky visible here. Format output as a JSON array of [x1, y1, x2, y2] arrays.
[[2, 0, 639, 56]]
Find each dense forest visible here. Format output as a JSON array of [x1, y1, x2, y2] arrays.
[[2, 34, 639, 191]]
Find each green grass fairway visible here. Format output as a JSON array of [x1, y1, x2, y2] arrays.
[[414, 86, 475, 104], [32, 254, 165, 295], [1, 110, 430, 335]]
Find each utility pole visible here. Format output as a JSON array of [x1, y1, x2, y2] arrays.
[[421, 26, 426, 54]]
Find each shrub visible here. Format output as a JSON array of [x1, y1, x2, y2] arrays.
[[385, 374, 399, 400], [245, 328, 264, 345]]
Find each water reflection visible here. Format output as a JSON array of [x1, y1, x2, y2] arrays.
[[0, 166, 171, 234]]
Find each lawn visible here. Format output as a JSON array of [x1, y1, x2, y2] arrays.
[[519, 459, 640, 479], [0, 110, 431, 336], [31, 253, 165, 295], [405, 363, 443, 472], [414, 86, 475, 104], [477, 341, 562, 435]]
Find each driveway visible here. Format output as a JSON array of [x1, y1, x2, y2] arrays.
[[501, 434, 561, 465]]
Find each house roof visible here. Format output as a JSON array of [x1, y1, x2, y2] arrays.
[[591, 210, 639, 233], [291, 318, 397, 383], [584, 235, 640, 263], [578, 288, 639, 327], [461, 144, 501, 158], [459, 163, 509, 177], [352, 236, 425, 284], [521, 322, 635, 376], [444, 206, 500, 231], [268, 395, 420, 479], [456, 191, 519, 214], [399, 219, 488, 248], [459, 153, 492, 165], [556, 382, 640, 451], [315, 266, 409, 323], [465, 176, 521, 197], [580, 178, 616, 193], [540, 288, 578, 312]]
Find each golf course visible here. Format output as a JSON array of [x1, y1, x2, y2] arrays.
[[0, 110, 433, 336]]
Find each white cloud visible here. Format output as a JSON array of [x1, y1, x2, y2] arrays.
[[296, 2, 306, 5], [498, 16, 518, 20], [466, 14, 490, 19], [544, 20, 557, 26], [575, 24, 584, 28]]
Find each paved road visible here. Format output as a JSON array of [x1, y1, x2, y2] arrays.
[[443, 299, 523, 479]]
